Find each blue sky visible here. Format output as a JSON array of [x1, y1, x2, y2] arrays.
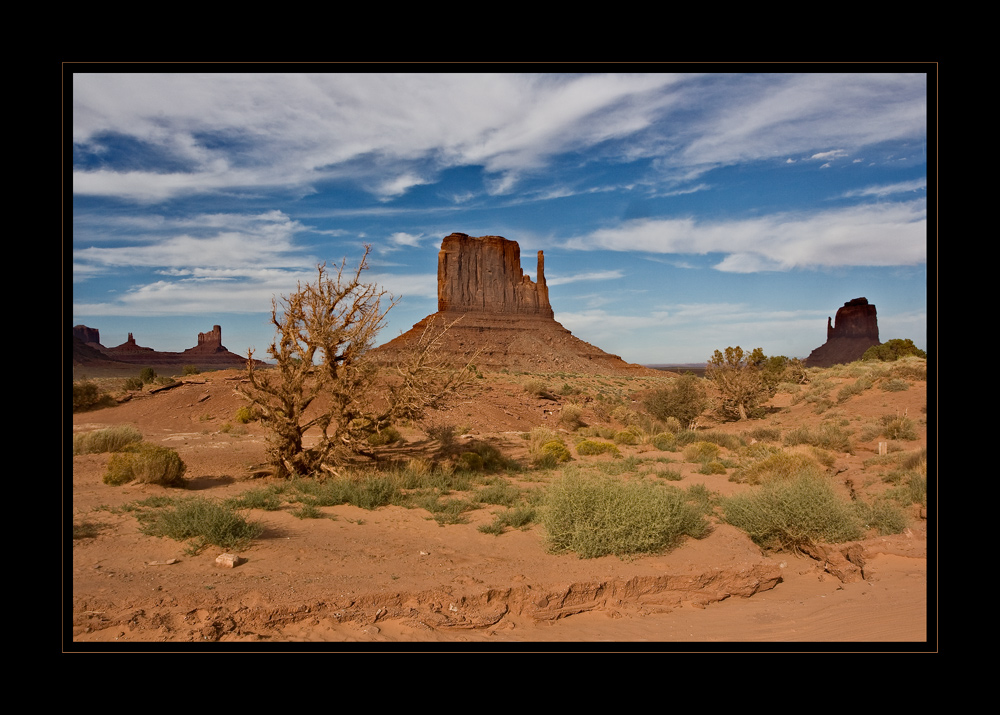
[[71, 71, 930, 365]]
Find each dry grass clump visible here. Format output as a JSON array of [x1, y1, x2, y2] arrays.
[[73, 425, 143, 455], [558, 403, 586, 430], [136, 497, 263, 554], [721, 474, 864, 553], [783, 421, 854, 453], [543, 473, 709, 558], [731, 447, 823, 485], [575, 439, 622, 457], [103, 444, 187, 486]]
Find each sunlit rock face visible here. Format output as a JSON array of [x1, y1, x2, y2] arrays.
[[374, 233, 655, 376]]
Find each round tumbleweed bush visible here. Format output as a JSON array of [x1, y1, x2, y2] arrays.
[[104, 443, 187, 486], [543, 473, 709, 558]]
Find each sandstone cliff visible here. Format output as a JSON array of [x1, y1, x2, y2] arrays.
[[375, 233, 656, 375], [804, 298, 881, 367]]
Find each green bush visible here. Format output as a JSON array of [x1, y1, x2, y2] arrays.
[[862, 339, 927, 362], [136, 496, 263, 553], [783, 422, 854, 453], [558, 403, 586, 430], [881, 378, 910, 392], [73, 381, 115, 412], [697, 460, 728, 475], [139, 367, 157, 383], [613, 427, 643, 445], [731, 449, 823, 485], [478, 506, 538, 535], [576, 439, 622, 457], [650, 432, 677, 451], [73, 425, 143, 455], [183, 365, 200, 375], [234, 406, 257, 424], [683, 441, 721, 464], [854, 499, 909, 535], [103, 443, 187, 486], [123, 377, 144, 391], [721, 474, 863, 552], [543, 473, 709, 558], [539, 440, 572, 465], [457, 452, 485, 472], [642, 373, 707, 426]]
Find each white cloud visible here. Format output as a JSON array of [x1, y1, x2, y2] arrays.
[[545, 270, 624, 286], [562, 200, 927, 270]]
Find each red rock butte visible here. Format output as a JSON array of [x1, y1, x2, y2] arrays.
[[374, 233, 657, 375], [72, 324, 261, 368], [804, 297, 882, 367]]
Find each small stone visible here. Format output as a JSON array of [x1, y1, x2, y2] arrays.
[[215, 553, 243, 568]]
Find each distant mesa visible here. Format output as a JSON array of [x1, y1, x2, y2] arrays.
[[804, 297, 881, 367], [72, 324, 259, 369], [374, 232, 657, 375]]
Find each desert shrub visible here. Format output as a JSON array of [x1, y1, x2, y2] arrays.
[[783, 422, 854, 453], [543, 473, 709, 558], [139, 367, 157, 383], [576, 439, 622, 457], [462, 439, 519, 472], [721, 474, 864, 552], [862, 339, 927, 362], [744, 426, 781, 442], [123, 377, 144, 391], [837, 376, 873, 403], [523, 380, 552, 398], [224, 485, 285, 511], [854, 499, 909, 535], [136, 496, 262, 553], [234, 406, 257, 424], [889, 358, 927, 381], [410, 492, 477, 525], [474, 480, 522, 506], [538, 440, 572, 467], [478, 505, 538, 535], [642, 373, 707, 427], [694, 431, 746, 451], [731, 449, 823, 485], [683, 441, 721, 464], [73, 380, 115, 412], [881, 378, 910, 392], [706, 346, 775, 421], [367, 425, 403, 446], [103, 444, 187, 486], [698, 460, 728, 475], [182, 365, 200, 375], [880, 415, 919, 441], [610, 405, 642, 427], [886, 472, 927, 508], [457, 452, 485, 472], [73, 425, 143, 455], [650, 432, 677, 451], [290, 503, 325, 519], [613, 426, 643, 445], [558, 403, 586, 430]]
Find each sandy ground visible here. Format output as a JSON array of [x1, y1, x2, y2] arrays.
[[68, 365, 934, 651]]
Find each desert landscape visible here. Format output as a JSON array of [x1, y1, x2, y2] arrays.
[[68, 235, 932, 651], [68, 73, 933, 652], [69, 359, 931, 649]]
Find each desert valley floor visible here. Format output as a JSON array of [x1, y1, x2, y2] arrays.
[[68, 362, 933, 649]]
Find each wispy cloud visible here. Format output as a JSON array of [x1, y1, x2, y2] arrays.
[[562, 200, 926, 271]]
